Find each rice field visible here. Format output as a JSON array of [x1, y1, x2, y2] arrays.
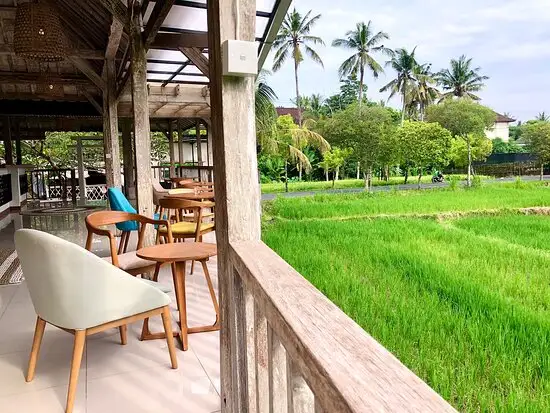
[[262, 183, 550, 412]]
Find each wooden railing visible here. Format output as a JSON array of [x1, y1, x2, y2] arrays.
[[227, 240, 456, 412]]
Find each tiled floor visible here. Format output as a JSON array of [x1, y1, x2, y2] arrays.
[[0, 212, 221, 413]]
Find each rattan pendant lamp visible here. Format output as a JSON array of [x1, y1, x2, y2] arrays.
[[14, 0, 68, 62]]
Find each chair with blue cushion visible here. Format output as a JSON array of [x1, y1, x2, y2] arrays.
[[107, 187, 139, 253]]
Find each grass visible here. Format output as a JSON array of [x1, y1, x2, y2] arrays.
[[262, 183, 550, 412], [260, 174, 487, 194], [266, 181, 550, 220]]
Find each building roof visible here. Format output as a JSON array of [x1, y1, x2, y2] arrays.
[[276, 107, 302, 124], [495, 113, 516, 123]]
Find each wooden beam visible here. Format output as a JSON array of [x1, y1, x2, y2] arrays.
[[121, 120, 135, 200], [103, 58, 122, 189], [98, 0, 129, 28], [151, 32, 209, 50], [179, 47, 209, 77], [119, 85, 210, 104], [195, 119, 203, 179], [80, 89, 103, 114], [258, 0, 292, 69], [130, 2, 153, 230], [105, 19, 124, 61], [0, 44, 105, 60], [168, 119, 175, 176], [143, 0, 176, 49], [0, 72, 91, 85], [2, 116, 13, 165], [67, 58, 106, 90], [0, 92, 88, 102], [207, 0, 260, 411]]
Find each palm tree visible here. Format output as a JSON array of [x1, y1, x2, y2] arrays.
[[436, 55, 489, 101], [303, 94, 325, 120], [379, 47, 419, 125], [273, 9, 324, 126], [255, 71, 278, 152], [407, 63, 439, 121], [332, 21, 392, 105], [535, 112, 550, 122]]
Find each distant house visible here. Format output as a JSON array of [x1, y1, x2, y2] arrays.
[[276, 107, 302, 124], [486, 113, 516, 142]]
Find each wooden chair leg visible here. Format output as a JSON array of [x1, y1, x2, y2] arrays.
[[66, 330, 86, 413], [161, 306, 178, 369], [117, 232, 127, 255], [119, 325, 127, 345], [26, 316, 46, 382], [123, 231, 131, 252]]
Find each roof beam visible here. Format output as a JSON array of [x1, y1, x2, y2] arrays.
[[178, 47, 208, 76], [105, 18, 124, 60], [80, 88, 103, 115], [151, 32, 208, 49], [97, 0, 129, 28], [259, 0, 292, 69], [143, 0, 176, 49], [0, 92, 88, 102], [67, 57, 106, 90], [0, 72, 92, 85], [0, 44, 105, 60]]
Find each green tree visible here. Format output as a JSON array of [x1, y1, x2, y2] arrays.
[[436, 55, 489, 101], [320, 103, 396, 190], [273, 8, 324, 126], [151, 132, 169, 164], [318, 147, 353, 186], [523, 121, 550, 180], [255, 70, 278, 149], [303, 94, 325, 120], [491, 138, 525, 154], [448, 134, 493, 174], [273, 115, 330, 191], [332, 21, 392, 105], [426, 99, 496, 186], [396, 121, 452, 188], [379, 47, 419, 125], [324, 74, 367, 114]]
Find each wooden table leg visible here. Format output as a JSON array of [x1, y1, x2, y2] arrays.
[[140, 262, 180, 342], [173, 261, 188, 350], [187, 259, 220, 334]]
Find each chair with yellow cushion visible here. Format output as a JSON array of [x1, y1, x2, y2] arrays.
[[156, 198, 215, 244]]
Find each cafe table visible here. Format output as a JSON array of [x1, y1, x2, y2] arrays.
[[136, 242, 219, 350]]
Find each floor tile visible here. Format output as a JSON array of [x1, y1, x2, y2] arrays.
[[0, 284, 18, 318], [0, 382, 86, 413]]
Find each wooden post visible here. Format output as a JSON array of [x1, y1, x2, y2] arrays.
[[168, 119, 175, 177], [3, 117, 13, 165], [196, 120, 203, 181], [76, 137, 86, 205], [103, 58, 122, 189], [121, 120, 135, 201], [177, 119, 184, 176], [207, 0, 260, 411], [130, 2, 153, 223], [14, 122, 21, 165]]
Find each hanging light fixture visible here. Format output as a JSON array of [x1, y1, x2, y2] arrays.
[[14, 1, 68, 62]]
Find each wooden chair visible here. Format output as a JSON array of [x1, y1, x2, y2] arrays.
[[183, 181, 214, 193], [85, 211, 174, 278], [152, 180, 169, 214], [15, 229, 178, 413], [156, 198, 215, 244]]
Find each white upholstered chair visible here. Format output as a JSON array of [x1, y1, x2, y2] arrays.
[[14, 229, 178, 413]]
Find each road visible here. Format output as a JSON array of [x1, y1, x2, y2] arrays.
[[261, 175, 549, 201]]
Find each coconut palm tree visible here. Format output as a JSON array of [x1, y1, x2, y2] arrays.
[[332, 21, 392, 105], [273, 9, 324, 126], [303, 94, 325, 120], [407, 63, 440, 121], [379, 47, 419, 125], [535, 112, 550, 122], [255, 71, 278, 152], [436, 55, 489, 101]]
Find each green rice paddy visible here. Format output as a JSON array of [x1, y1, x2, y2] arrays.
[[262, 183, 550, 412]]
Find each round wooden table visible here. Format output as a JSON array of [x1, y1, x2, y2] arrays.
[[169, 177, 194, 188], [136, 242, 218, 351]]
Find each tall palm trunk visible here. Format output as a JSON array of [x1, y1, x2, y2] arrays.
[[358, 65, 365, 106], [401, 91, 406, 126], [294, 54, 302, 127]]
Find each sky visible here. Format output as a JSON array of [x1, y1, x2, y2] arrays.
[[265, 0, 550, 122]]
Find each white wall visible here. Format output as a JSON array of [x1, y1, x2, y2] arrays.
[[486, 122, 511, 142], [169, 142, 209, 165]]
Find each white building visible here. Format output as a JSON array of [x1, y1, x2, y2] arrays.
[[486, 113, 516, 141]]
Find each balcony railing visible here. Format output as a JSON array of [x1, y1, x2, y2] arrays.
[[227, 240, 456, 412]]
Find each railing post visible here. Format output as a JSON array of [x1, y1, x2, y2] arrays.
[[207, 0, 260, 410]]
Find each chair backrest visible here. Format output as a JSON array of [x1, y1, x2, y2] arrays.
[[107, 187, 138, 231], [152, 180, 169, 205], [14, 229, 169, 330]]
